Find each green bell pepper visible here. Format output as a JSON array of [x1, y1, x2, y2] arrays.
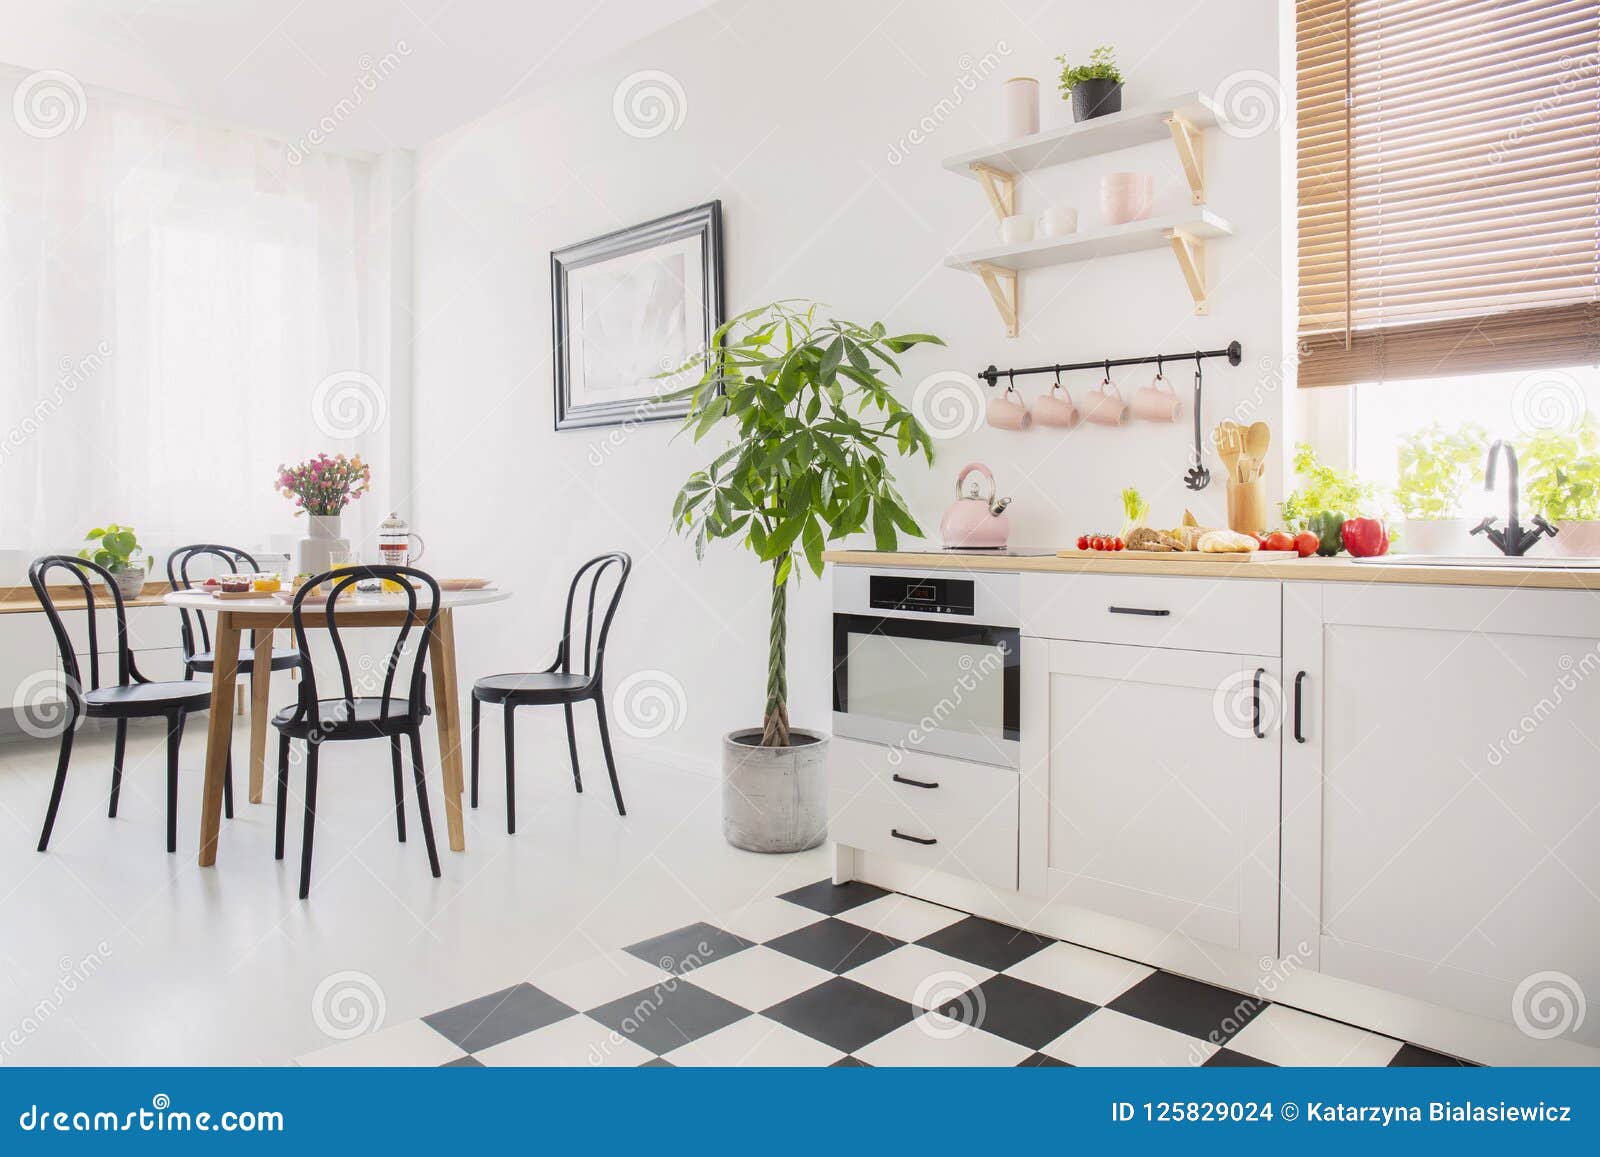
[[1307, 511, 1347, 556]]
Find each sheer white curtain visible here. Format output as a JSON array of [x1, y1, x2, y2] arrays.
[[0, 69, 389, 577]]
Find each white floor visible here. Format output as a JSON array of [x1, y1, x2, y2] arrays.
[[0, 713, 826, 1065]]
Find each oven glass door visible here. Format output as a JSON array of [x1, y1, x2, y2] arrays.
[[832, 613, 1020, 767]]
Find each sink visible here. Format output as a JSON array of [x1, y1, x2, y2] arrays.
[[1351, 554, 1600, 568]]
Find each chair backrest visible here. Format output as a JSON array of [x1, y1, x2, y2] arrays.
[[287, 565, 441, 732], [556, 553, 632, 683], [166, 543, 261, 662], [28, 555, 138, 707]]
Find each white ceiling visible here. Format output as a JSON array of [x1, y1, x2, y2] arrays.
[[0, 0, 715, 151]]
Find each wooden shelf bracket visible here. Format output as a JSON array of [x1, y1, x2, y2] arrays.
[[975, 262, 1019, 337], [1165, 114, 1205, 204], [970, 162, 1015, 222], [1166, 228, 1208, 315]]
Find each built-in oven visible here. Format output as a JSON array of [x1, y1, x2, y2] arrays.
[[832, 567, 1020, 768]]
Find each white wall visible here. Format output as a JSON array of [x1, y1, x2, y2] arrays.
[[410, 0, 1287, 770]]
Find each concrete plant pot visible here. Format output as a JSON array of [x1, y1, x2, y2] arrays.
[[722, 728, 828, 853], [1399, 517, 1477, 557]]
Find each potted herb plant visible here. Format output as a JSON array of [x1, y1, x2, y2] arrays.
[[1280, 443, 1382, 555], [1056, 45, 1124, 122], [1393, 423, 1488, 555], [1519, 421, 1600, 557], [79, 524, 146, 599], [668, 301, 942, 853]]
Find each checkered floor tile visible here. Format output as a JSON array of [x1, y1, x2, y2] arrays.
[[296, 879, 1477, 1068]]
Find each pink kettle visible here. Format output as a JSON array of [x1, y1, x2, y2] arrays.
[[940, 462, 1012, 549]]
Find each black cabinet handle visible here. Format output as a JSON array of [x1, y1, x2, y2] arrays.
[[893, 773, 940, 790], [891, 829, 937, 846], [1252, 667, 1266, 739], [1108, 606, 1171, 617], [1293, 671, 1307, 744]]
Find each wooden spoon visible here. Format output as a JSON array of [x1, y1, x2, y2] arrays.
[[1212, 422, 1242, 481], [1243, 421, 1270, 481]]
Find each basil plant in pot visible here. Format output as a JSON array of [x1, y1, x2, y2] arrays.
[[668, 301, 942, 853], [1519, 420, 1600, 558], [1393, 423, 1488, 556]]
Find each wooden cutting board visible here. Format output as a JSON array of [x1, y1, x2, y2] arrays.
[[1056, 549, 1300, 562]]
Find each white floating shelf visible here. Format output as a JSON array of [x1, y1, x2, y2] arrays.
[[945, 209, 1232, 335], [943, 91, 1224, 180], [946, 208, 1232, 273]]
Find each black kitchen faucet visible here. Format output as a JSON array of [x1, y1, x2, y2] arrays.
[[1471, 439, 1558, 557]]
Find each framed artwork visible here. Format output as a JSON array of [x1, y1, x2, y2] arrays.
[[551, 200, 724, 431]]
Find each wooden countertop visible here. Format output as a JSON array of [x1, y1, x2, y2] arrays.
[[822, 550, 1600, 591], [0, 582, 174, 615]]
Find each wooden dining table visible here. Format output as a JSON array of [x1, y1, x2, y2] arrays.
[[163, 586, 512, 867]]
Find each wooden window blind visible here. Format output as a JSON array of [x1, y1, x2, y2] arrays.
[[1296, 0, 1600, 388]]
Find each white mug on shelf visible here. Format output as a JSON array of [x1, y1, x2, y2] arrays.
[[1038, 206, 1079, 239], [999, 214, 1035, 246]]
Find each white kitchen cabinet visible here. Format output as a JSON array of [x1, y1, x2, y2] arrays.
[[1020, 636, 1282, 957], [1283, 582, 1600, 1047]]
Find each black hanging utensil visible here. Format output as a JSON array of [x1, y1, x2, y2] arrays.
[[1183, 351, 1211, 491]]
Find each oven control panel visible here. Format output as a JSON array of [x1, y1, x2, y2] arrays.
[[868, 574, 974, 616]]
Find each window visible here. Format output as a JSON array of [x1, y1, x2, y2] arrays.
[[1295, 0, 1600, 390], [0, 71, 389, 567]]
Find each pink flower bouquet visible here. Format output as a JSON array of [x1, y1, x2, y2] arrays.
[[276, 453, 373, 516]]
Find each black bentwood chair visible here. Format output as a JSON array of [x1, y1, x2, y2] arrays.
[[470, 552, 632, 833], [167, 543, 303, 680], [273, 565, 443, 899], [29, 555, 217, 853]]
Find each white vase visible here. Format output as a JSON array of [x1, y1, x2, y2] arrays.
[[1002, 77, 1039, 139], [298, 513, 349, 576], [1399, 517, 1477, 556]]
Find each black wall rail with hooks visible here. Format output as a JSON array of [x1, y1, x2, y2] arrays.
[[975, 340, 1243, 387], [976, 340, 1242, 494]]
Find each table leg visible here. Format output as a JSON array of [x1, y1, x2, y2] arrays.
[[198, 612, 241, 866], [248, 629, 272, 804], [428, 609, 466, 852]]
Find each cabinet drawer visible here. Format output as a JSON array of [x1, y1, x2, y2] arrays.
[[829, 739, 1017, 890], [1022, 573, 1280, 656]]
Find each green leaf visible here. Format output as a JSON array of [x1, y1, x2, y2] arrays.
[[871, 500, 896, 552], [801, 516, 825, 577]]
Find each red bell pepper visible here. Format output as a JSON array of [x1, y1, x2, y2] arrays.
[[1340, 517, 1389, 557]]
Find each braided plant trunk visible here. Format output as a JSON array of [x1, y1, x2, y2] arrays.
[[760, 554, 791, 747]]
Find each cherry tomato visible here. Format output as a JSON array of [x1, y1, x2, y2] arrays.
[[1077, 535, 1089, 551], [1113, 537, 1125, 551], [1094, 536, 1107, 551], [1263, 531, 1296, 552], [1293, 531, 1319, 558]]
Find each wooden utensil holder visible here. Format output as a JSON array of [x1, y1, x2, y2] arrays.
[[1226, 479, 1268, 535]]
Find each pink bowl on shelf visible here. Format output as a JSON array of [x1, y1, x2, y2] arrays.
[[1100, 172, 1155, 226]]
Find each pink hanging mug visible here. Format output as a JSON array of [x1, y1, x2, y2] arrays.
[[987, 381, 1032, 430], [1083, 376, 1128, 426], [1131, 371, 1182, 422], [1033, 379, 1079, 428]]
